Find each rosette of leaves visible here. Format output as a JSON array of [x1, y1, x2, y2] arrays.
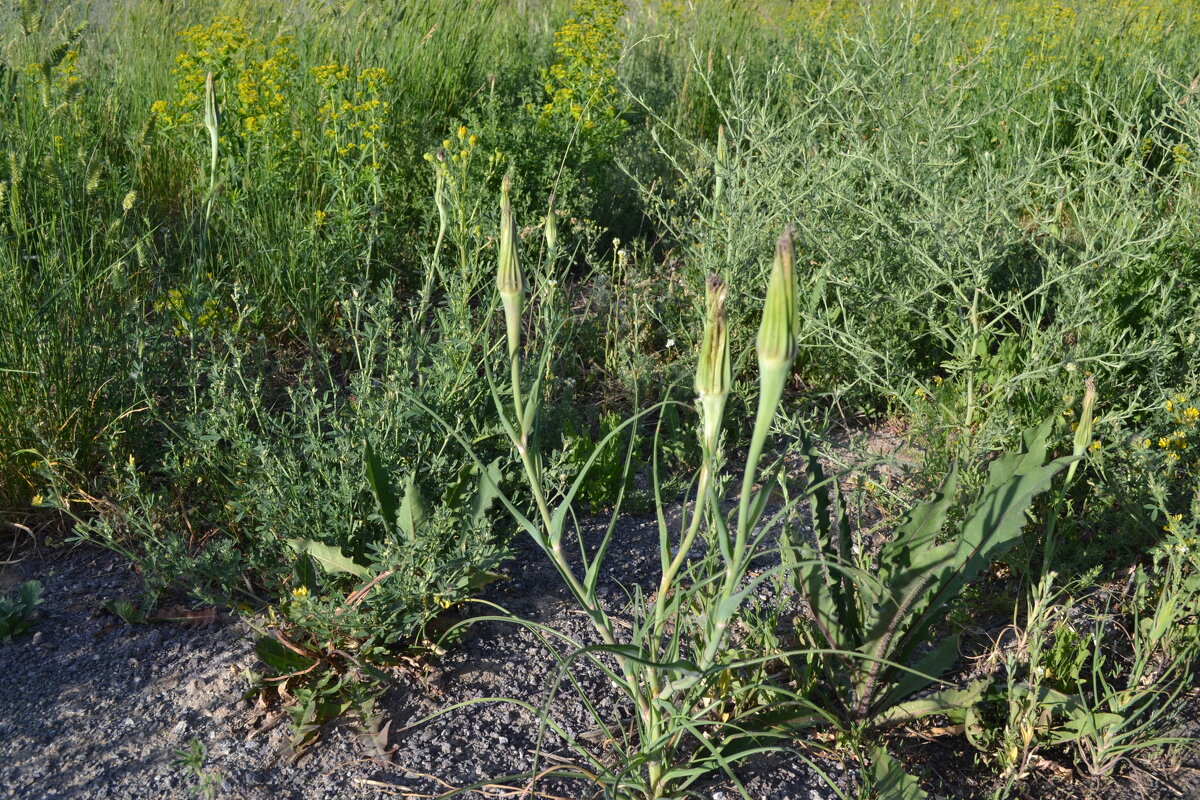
[[0, 580, 44, 641], [782, 417, 1075, 735], [247, 443, 506, 751]]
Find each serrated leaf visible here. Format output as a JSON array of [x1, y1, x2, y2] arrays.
[[878, 676, 991, 725], [288, 539, 370, 579], [876, 634, 962, 713], [862, 421, 1071, 693], [793, 428, 863, 651], [18, 580, 43, 609]]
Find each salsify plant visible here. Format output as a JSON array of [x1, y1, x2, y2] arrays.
[[418, 173, 1079, 798], [415, 174, 833, 799], [784, 414, 1077, 740]]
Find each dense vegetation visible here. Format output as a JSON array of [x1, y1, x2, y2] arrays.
[[2, 0, 1199, 796]]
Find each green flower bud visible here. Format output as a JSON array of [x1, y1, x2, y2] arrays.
[[497, 174, 524, 359], [695, 275, 731, 457], [203, 71, 219, 151], [544, 192, 558, 256], [1067, 376, 1097, 484], [434, 168, 448, 233], [757, 227, 798, 374], [714, 124, 727, 206]]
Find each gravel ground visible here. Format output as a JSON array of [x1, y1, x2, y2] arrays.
[[2, 516, 1198, 800], [0, 517, 848, 800]]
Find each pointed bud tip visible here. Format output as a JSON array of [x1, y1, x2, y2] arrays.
[[777, 226, 795, 257], [757, 226, 799, 368]]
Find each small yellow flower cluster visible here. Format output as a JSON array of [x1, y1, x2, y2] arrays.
[[422, 122, 506, 256], [24, 46, 86, 109], [312, 60, 392, 163], [310, 62, 350, 89], [1017, 0, 1076, 72], [1143, 393, 1200, 466], [427, 123, 500, 180], [540, 0, 626, 131], [235, 38, 297, 140], [779, 0, 865, 43], [750, 0, 1200, 88], [157, 16, 296, 147], [162, 16, 252, 128], [434, 123, 482, 165], [152, 287, 232, 338], [52, 49, 83, 93]]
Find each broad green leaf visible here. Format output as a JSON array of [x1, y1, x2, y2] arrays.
[[792, 429, 862, 651], [469, 458, 503, 529], [863, 422, 1073, 690], [294, 554, 317, 593], [878, 676, 990, 725], [287, 538, 370, 579], [875, 634, 962, 714], [18, 580, 44, 609], [364, 439, 397, 536], [869, 745, 929, 800], [397, 475, 429, 542], [255, 636, 317, 675], [102, 597, 148, 625], [463, 567, 506, 592], [1061, 711, 1126, 739]]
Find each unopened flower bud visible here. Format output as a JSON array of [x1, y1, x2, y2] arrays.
[[1067, 376, 1097, 484], [695, 275, 731, 456], [497, 175, 524, 358], [757, 227, 798, 373], [714, 124, 727, 206], [544, 192, 558, 256]]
